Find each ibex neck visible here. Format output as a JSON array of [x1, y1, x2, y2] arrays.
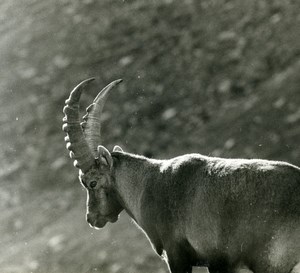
[[112, 152, 162, 223]]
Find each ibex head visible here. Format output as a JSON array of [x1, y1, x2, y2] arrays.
[[62, 78, 124, 228]]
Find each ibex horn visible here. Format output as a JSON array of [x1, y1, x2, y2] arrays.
[[63, 78, 96, 172], [82, 79, 123, 156]]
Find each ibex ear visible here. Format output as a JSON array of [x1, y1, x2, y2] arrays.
[[97, 145, 113, 170], [113, 145, 123, 152]]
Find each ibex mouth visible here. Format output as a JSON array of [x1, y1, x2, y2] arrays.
[[89, 218, 107, 229], [87, 213, 119, 229]]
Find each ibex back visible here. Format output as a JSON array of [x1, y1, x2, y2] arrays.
[[62, 79, 300, 273]]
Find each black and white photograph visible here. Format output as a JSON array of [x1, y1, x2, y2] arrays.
[[0, 0, 299, 272]]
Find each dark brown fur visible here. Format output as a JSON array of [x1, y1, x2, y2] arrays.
[[64, 79, 299, 273], [80, 151, 300, 273]]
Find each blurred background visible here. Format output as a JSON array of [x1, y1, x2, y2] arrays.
[[0, 0, 299, 272]]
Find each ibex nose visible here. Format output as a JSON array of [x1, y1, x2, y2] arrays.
[[86, 213, 107, 229], [86, 213, 96, 226]]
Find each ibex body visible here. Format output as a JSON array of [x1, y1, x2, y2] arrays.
[[63, 79, 300, 273]]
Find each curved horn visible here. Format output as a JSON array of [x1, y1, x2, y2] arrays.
[[81, 79, 123, 156], [62, 78, 96, 172]]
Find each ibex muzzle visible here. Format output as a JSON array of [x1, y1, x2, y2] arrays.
[[63, 79, 300, 273], [83, 161, 122, 229]]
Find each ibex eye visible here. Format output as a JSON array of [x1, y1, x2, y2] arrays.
[[90, 181, 97, 188]]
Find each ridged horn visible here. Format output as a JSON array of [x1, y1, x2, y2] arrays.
[[63, 78, 96, 173], [82, 79, 123, 156]]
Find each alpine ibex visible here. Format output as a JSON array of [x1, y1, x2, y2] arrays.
[[62, 78, 300, 273]]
